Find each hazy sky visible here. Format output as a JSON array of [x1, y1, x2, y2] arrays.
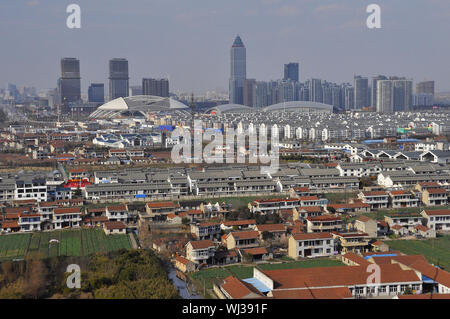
[[1, 0, 449, 94]]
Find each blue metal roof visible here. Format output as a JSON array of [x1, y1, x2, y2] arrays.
[[242, 278, 271, 293], [363, 139, 384, 144], [363, 253, 398, 260]]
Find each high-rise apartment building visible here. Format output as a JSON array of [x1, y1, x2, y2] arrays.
[[243, 79, 256, 107], [283, 63, 299, 82], [354, 76, 369, 109], [416, 81, 435, 95], [309, 79, 323, 103], [371, 75, 388, 108], [109, 58, 129, 100], [88, 83, 104, 103], [229, 35, 246, 105], [377, 80, 394, 113], [59, 57, 81, 104], [142, 78, 169, 97]]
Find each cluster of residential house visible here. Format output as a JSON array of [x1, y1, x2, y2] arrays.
[[0, 198, 131, 236], [172, 191, 450, 299]]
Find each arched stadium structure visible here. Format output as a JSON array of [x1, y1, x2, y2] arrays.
[[89, 95, 189, 119], [205, 101, 333, 115]]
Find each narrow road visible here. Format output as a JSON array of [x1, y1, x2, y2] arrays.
[[128, 233, 138, 249]]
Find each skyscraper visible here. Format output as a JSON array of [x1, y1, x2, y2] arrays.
[[142, 78, 169, 97], [284, 63, 299, 82], [109, 58, 129, 100], [393, 79, 413, 112], [416, 81, 435, 95], [309, 79, 323, 103], [354, 76, 369, 109], [59, 57, 81, 104], [88, 83, 104, 103], [377, 80, 394, 113], [371, 75, 387, 108], [243, 79, 256, 107], [229, 35, 246, 105]]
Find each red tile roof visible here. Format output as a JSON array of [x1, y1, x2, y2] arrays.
[[269, 287, 352, 299], [261, 263, 420, 289], [292, 232, 333, 241], [189, 240, 215, 250], [221, 275, 264, 299], [242, 247, 268, 255], [223, 219, 256, 227], [104, 221, 126, 230], [255, 224, 286, 232], [54, 207, 80, 215], [423, 209, 450, 216]]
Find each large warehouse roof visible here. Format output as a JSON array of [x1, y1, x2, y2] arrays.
[[89, 95, 188, 119]]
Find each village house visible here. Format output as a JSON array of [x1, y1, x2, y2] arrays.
[[145, 201, 179, 222], [185, 240, 216, 265], [421, 209, 450, 232], [103, 221, 127, 235], [326, 202, 370, 214], [288, 232, 335, 259], [190, 222, 221, 241], [371, 241, 390, 252], [354, 215, 377, 238], [332, 231, 371, 254], [175, 255, 196, 273], [53, 207, 81, 229], [421, 188, 448, 206], [221, 219, 256, 231], [389, 190, 419, 208], [254, 223, 286, 241], [239, 247, 272, 262], [306, 215, 343, 233], [106, 204, 129, 223], [292, 206, 323, 221], [413, 224, 436, 238], [223, 231, 259, 250], [358, 191, 389, 210], [384, 212, 423, 232]]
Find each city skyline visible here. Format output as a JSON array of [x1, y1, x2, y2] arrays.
[[0, 0, 449, 94]]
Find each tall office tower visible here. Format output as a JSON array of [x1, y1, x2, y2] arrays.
[[331, 86, 342, 109], [255, 81, 269, 108], [299, 86, 309, 101], [129, 85, 142, 96], [229, 35, 246, 104], [109, 58, 129, 100], [322, 85, 333, 105], [243, 79, 256, 107], [344, 86, 354, 110], [88, 83, 104, 103], [142, 78, 169, 97], [393, 79, 413, 112], [377, 80, 394, 113], [354, 75, 369, 109], [283, 63, 299, 82], [416, 81, 435, 95], [309, 79, 323, 103], [371, 75, 387, 108], [59, 57, 81, 104]]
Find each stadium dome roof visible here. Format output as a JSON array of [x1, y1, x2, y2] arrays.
[[89, 95, 188, 119], [205, 104, 257, 115], [205, 101, 333, 115], [262, 101, 333, 113]]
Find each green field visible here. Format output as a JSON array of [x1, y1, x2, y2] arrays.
[[386, 235, 450, 270], [325, 192, 358, 204], [190, 258, 343, 292], [0, 228, 132, 262]]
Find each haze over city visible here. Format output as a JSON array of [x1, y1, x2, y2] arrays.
[[1, 0, 449, 94]]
